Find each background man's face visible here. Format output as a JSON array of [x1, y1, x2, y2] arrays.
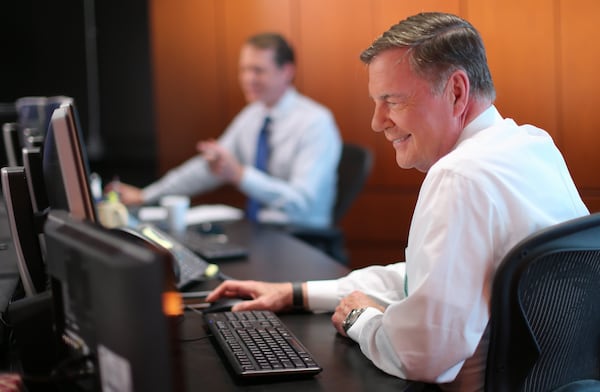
[[238, 45, 293, 107]]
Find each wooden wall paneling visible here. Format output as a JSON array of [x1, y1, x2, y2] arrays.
[[558, 0, 600, 195], [583, 196, 600, 214], [464, 1, 559, 140], [294, 0, 374, 149], [341, 189, 419, 268], [373, 0, 461, 29], [350, 246, 407, 270], [343, 191, 418, 242], [149, 0, 223, 175]]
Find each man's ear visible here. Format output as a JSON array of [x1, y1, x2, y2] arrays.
[[447, 70, 469, 116], [283, 63, 296, 83]]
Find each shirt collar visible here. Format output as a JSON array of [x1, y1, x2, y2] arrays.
[[259, 87, 297, 122], [456, 105, 503, 145]]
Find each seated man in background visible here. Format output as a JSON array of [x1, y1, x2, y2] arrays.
[[113, 33, 341, 228], [205, 12, 589, 391]]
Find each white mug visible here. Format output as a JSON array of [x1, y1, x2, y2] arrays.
[[160, 195, 190, 234]]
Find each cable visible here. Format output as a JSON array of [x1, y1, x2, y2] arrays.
[[184, 305, 205, 316], [177, 305, 212, 342]]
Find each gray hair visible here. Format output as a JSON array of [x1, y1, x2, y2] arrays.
[[360, 12, 495, 100]]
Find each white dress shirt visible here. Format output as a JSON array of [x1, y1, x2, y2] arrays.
[[306, 106, 589, 391], [142, 88, 341, 228]]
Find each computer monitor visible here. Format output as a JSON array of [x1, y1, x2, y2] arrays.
[[22, 147, 49, 214], [15, 96, 73, 146], [2, 129, 63, 300], [42, 112, 68, 216], [44, 209, 183, 392], [1, 166, 46, 297], [48, 104, 97, 222], [3, 122, 22, 167]]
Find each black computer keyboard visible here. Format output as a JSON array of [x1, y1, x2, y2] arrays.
[[177, 230, 248, 261], [204, 310, 322, 378]]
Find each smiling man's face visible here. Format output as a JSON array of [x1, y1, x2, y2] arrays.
[[368, 48, 463, 172]]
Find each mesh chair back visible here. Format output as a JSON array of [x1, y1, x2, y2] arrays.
[[486, 213, 600, 392]]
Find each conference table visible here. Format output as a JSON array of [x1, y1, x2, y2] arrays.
[[179, 221, 421, 392]]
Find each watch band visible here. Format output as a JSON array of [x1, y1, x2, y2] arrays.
[[342, 307, 367, 333], [292, 282, 304, 310]]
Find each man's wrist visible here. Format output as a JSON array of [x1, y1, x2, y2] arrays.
[[342, 308, 367, 333]]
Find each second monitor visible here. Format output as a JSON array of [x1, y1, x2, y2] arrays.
[[48, 104, 97, 222], [45, 209, 184, 392]]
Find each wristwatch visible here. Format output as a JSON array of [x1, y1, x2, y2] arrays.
[[342, 308, 367, 333]]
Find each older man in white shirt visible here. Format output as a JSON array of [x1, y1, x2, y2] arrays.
[[205, 12, 589, 392]]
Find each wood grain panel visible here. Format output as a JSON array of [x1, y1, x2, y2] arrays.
[[149, 0, 223, 174], [558, 0, 600, 189], [582, 198, 600, 213], [349, 245, 407, 270], [295, 0, 374, 152], [340, 190, 418, 265], [583, 197, 600, 214], [373, 0, 461, 29], [465, 0, 559, 140], [341, 190, 419, 268]]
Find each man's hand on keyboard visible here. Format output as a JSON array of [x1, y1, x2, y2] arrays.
[[206, 280, 295, 312]]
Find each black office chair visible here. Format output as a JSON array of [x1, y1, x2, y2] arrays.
[[485, 213, 600, 392], [288, 143, 373, 264]]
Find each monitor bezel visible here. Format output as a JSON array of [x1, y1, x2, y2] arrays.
[[49, 104, 97, 222], [1, 166, 46, 297]]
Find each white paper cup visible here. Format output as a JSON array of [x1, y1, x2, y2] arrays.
[[160, 195, 190, 234]]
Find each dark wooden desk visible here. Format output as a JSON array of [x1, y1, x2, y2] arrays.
[[180, 221, 418, 392], [199, 221, 350, 282]]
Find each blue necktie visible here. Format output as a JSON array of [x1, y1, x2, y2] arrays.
[[246, 116, 271, 221]]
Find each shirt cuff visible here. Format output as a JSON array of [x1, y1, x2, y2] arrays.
[[346, 307, 382, 341], [238, 165, 260, 195], [306, 280, 339, 311]]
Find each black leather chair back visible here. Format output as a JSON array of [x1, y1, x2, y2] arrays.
[[332, 143, 373, 224]]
